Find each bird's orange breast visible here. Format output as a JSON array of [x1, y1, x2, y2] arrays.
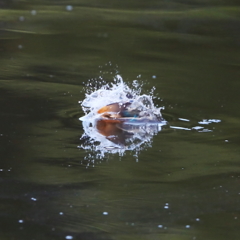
[[97, 103, 121, 114]]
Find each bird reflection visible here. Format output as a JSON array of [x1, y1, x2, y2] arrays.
[[96, 119, 133, 145]]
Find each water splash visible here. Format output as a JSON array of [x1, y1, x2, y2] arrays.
[[78, 76, 167, 162], [170, 118, 222, 132]]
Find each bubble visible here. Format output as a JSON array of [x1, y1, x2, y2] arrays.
[[66, 5, 73, 11], [103, 212, 108, 215], [31, 197, 37, 201], [19, 16, 25, 21], [65, 236, 73, 240], [31, 10, 37, 15]]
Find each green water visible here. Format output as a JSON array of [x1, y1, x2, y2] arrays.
[[0, 1, 240, 239]]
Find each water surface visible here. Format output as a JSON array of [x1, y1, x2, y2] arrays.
[[0, 1, 240, 239]]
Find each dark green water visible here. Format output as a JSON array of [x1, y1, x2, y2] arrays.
[[0, 1, 240, 239]]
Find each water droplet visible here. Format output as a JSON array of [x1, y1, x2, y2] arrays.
[[66, 5, 73, 11], [179, 118, 190, 122], [65, 236, 73, 240], [31, 10, 37, 15], [19, 16, 25, 21]]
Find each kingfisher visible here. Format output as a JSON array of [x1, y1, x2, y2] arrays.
[[97, 102, 141, 121]]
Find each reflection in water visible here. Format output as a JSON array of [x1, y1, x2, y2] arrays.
[[80, 118, 166, 158], [79, 77, 167, 160]]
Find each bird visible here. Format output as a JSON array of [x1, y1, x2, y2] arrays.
[[94, 101, 163, 145], [97, 102, 140, 120], [95, 102, 139, 143]]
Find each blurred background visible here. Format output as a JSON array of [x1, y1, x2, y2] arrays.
[[0, 1, 240, 240]]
